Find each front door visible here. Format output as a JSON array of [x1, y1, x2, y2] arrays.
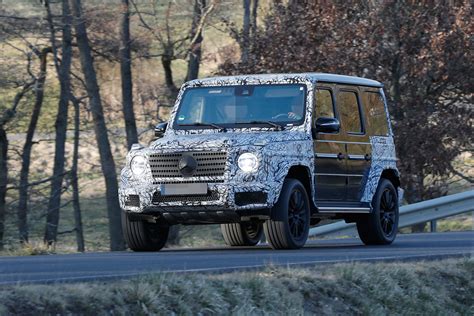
[[313, 85, 346, 201]]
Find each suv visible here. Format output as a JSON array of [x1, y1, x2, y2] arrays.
[[119, 73, 402, 251]]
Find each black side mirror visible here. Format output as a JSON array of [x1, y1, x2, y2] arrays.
[[314, 117, 340, 134], [154, 122, 168, 138]]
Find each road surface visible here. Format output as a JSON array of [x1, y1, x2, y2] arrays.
[[0, 231, 472, 285]]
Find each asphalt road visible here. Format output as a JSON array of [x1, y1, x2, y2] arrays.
[[0, 231, 472, 285]]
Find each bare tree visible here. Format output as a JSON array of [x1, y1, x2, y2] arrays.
[[131, 0, 215, 97], [185, 0, 206, 81], [44, 0, 74, 245], [71, 0, 125, 250], [70, 95, 85, 252], [119, 0, 138, 150], [0, 77, 35, 249], [221, 0, 258, 64], [18, 46, 51, 243]]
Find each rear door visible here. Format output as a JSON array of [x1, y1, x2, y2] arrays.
[[336, 86, 371, 201], [313, 85, 346, 201]]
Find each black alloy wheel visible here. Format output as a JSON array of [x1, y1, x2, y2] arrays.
[[288, 188, 308, 241], [356, 179, 399, 245], [264, 178, 310, 249], [380, 187, 397, 237]]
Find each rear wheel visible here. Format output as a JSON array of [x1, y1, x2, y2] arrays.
[[263, 178, 310, 249], [221, 222, 263, 246], [356, 179, 399, 245], [122, 211, 169, 251]]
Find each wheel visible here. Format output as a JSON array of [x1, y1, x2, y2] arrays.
[[263, 178, 310, 249], [121, 211, 169, 251], [356, 179, 399, 245], [221, 222, 263, 246]]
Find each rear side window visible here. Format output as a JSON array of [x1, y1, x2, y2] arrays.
[[363, 92, 389, 136], [338, 91, 363, 134], [314, 89, 335, 118]]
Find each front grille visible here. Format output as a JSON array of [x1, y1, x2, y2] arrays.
[[149, 151, 227, 179], [152, 191, 220, 203], [125, 194, 140, 207]]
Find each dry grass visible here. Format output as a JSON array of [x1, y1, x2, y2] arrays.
[[0, 258, 472, 315]]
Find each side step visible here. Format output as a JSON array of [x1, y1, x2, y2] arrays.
[[317, 206, 371, 213], [316, 201, 372, 213]]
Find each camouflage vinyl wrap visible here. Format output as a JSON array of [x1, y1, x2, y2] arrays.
[[360, 136, 400, 203]]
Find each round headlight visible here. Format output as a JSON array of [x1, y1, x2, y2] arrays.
[[130, 155, 148, 176], [238, 152, 259, 173]]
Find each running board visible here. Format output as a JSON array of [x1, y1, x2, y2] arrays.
[[317, 206, 371, 213]]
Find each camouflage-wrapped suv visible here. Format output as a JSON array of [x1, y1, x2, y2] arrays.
[[119, 73, 402, 250]]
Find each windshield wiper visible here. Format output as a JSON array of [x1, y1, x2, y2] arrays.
[[179, 122, 227, 131], [237, 120, 284, 131]]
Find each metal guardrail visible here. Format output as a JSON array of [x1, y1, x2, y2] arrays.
[[309, 190, 474, 238]]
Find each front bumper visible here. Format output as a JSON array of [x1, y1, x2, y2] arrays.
[[119, 181, 273, 213]]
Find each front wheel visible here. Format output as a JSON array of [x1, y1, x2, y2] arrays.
[[122, 211, 169, 251], [221, 222, 263, 246], [263, 178, 310, 249], [356, 179, 399, 245]]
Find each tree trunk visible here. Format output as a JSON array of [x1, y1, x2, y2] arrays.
[[44, 0, 73, 245], [185, 0, 205, 81], [18, 47, 51, 244], [71, 96, 85, 252], [0, 127, 7, 250], [71, 0, 125, 251], [241, 0, 251, 63], [250, 0, 258, 41], [119, 0, 138, 150], [161, 51, 178, 99]]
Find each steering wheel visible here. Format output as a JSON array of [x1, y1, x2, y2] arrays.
[[272, 113, 290, 120]]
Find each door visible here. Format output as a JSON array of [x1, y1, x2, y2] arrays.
[[313, 86, 346, 201], [337, 88, 371, 201]]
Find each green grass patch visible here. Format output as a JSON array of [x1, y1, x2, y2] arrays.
[[0, 258, 472, 315]]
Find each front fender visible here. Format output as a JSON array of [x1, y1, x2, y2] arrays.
[[261, 140, 314, 207]]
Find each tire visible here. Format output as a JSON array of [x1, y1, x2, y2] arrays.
[[263, 178, 310, 249], [221, 222, 263, 246], [121, 211, 169, 251], [356, 179, 399, 245]]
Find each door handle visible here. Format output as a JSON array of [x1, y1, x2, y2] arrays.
[[364, 154, 371, 161], [337, 153, 345, 160]]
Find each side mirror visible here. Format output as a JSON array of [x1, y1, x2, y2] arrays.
[[154, 122, 168, 138], [314, 117, 340, 134]]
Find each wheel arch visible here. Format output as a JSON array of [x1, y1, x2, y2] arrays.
[[286, 164, 314, 208], [381, 168, 400, 188]]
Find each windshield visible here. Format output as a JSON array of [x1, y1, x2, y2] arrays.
[[173, 84, 306, 130]]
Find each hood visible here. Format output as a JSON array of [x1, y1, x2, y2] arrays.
[[146, 130, 309, 151]]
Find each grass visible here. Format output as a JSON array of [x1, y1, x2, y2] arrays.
[[0, 258, 472, 315]]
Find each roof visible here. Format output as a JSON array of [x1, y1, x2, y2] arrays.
[[191, 73, 383, 88]]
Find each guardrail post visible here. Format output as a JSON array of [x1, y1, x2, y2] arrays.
[[430, 220, 437, 232]]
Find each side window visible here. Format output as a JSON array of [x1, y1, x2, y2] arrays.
[[364, 91, 389, 136], [338, 90, 363, 134], [314, 89, 335, 118]]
